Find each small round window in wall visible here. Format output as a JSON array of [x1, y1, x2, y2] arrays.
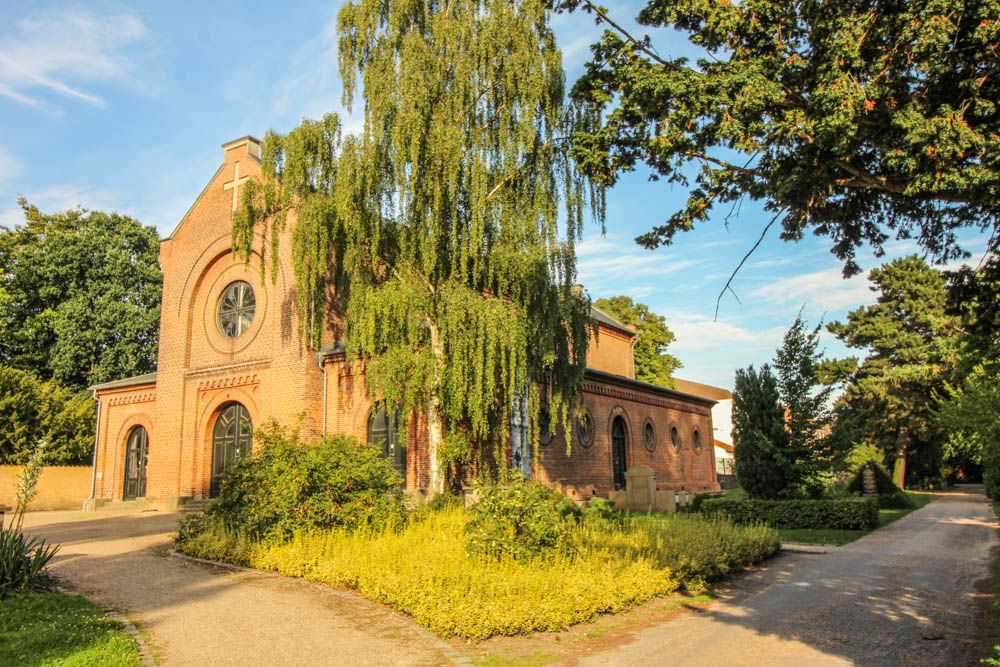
[[576, 411, 595, 448], [693, 429, 702, 452], [217, 281, 256, 338], [670, 425, 681, 448], [643, 418, 656, 452]]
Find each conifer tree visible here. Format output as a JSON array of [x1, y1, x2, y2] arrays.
[[774, 315, 834, 489], [732, 364, 792, 499], [235, 0, 603, 492]]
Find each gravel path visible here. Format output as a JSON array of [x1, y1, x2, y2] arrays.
[[581, 487, 998, 666], [21, 510, 457, 666]]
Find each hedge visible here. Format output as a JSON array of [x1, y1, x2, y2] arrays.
[[700, 497, 879, 530]]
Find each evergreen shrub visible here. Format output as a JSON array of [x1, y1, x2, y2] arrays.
[[465, 478, 582, 560], [845, 464, 914, 509], [207, 423, 406, 540], [701, 497, 879, 530]]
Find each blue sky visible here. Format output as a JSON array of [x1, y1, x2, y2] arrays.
[[0, 1, 990, 389]]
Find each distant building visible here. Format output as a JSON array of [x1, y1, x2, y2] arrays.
[[672, 378, 734, 475]]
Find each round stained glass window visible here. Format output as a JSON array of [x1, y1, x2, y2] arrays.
[[217, 281, 256, 338]]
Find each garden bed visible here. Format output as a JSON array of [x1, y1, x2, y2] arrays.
[[175, 506, 779, 639]]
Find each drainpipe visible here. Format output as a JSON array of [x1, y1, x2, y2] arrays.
[[316, 352, 328, 438], [88, 393, 102, 507]]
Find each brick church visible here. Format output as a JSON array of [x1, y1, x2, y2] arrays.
[[86, 137, 719, 510]]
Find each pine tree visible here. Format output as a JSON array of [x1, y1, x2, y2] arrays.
[[828, 256, 961, 487], [774, 315, 834, 491], [732, 364, 792, 499], [235, 0, 603, 493]]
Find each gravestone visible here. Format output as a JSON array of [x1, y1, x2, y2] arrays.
[[625, 465, 656, 511], [654, 489, 676, 513], [862, 464, 878, 496]]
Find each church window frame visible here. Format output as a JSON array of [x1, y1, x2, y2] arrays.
[[216, 280, 256, 338], [367, 403, 406, 478], [642, 418, 656, 452], [575, 409, 595, 449], [670, 424, 681, 449], [692, 428, 702, 452]]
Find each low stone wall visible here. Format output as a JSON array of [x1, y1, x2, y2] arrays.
[[0, 465, 91, 511]]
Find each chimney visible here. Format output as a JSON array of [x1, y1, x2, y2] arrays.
[[222, 135, 261, 159]]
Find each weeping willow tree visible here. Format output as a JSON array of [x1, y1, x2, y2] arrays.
[[234, 0, 603, 493]]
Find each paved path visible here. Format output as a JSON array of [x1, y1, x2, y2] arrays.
[[22, 510, 457, 666], [582, 488, 998, 666]]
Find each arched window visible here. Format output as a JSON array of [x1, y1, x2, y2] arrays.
[[611, 416, 628, 490], [211, 402, 252, 496], [367, 404, 406, 477], [123, 426, 149, 500], [216, 281, 256, 338], [693, 429, 702, 452]]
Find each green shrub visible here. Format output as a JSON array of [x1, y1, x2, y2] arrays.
[[465, 478, 581, 560], [177, 506, 779, 639], [701, 497, 879, 530], [582, 496, 616, 521], [0, 528, 59, 599], [208, 422, 406, 540], [845, 463, 914, 509]]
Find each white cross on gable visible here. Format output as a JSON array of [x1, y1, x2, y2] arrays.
[[223, 161, 250, 212]]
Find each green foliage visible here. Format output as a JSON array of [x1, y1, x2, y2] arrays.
[[938, 364, 1000, 497], [828, 256, 960, 486], [0, 593, 141, 667], [176, 506, 778, 639], [732, 365, 792, 499], [556, 0, 1000, 274], [207, 423, 406, 541], [845, 464, 913, 509], [582, 496, 616, 520], [0, 199, 161, 390], [843, 442, 886, 473], [466, 478, 582, 560], [774, 315, 833, 492], [0, 529, 59, 599], [593, 296, 680, 387], [0, 365, 94, 465], [233, 1, 604, 487], [701, 497, 879, 531]]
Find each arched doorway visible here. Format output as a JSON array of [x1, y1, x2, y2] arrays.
[[211, 402, 252, 496], [123, 426, 149, 500], [367, 403, 406, 477], [611, 416, 628, 490]]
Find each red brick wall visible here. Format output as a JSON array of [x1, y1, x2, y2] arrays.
[[534, 373, 720, 498]]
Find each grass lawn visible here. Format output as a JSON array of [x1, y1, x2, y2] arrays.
[[0, 593, 141, 667], [777, 492, 935, 546]]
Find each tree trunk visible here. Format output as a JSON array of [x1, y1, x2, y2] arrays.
[[426, 321, 446, 496]]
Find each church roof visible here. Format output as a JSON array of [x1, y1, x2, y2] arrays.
[[89, 372, 158, 393], [585, 367, 716, 406], [590, 305, 635, 336], [672, 377, 732, 401]]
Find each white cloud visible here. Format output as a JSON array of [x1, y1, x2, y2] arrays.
[[0, 9, 147, 109], [577, 233, 702, 296], [0, 151, 21, 184], [669, 312, 785, 352], [750, 267, 875, 311], [0, 185, 118, 228]]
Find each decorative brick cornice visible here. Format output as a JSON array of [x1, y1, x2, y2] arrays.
[[107, 391, 157, 407], [582, 380, 711, 416], [184, 359, 270, 378], [196, 373, 260, 391]]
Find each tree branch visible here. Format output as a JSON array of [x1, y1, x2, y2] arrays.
[[715, 208, 785, 320]]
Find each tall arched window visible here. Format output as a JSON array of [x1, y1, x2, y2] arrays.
[[367, 404, 406, 477], [611, 416, 628, 490], [123, 426, 149, 500], [211, 402, 252, 496]]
